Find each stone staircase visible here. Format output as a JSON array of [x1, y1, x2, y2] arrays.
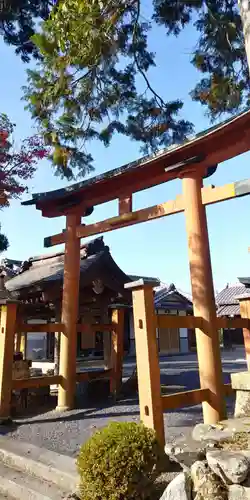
[[0, 436, 79, 499]]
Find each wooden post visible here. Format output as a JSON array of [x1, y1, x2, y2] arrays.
[[0, 302, 17, 421], [54, 307, 61, 376], [236, 295, 250, 370], [100, 308, 111, 369], [182, 170, 226, 424], [110, 307, 125, 397], [103, 331, 111, 369], [57, 214, 81, 411], [119, 195, 132, 215], [20, 332, 27, 359], [15, 332, 21, 352], [125, 279, 165, 446]]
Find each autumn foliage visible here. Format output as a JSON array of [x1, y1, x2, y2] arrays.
[[0, 113, 49, 201], [0, 113, 49, 252]]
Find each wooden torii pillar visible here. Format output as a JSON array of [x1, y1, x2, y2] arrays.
[[56, 214, 81, 411], [110, 305, 125, 398], [181, 168, 226, 424]]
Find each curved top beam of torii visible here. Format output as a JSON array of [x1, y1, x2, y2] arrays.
[[22, 108, 250, 219]]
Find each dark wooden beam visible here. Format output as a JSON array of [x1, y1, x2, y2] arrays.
[[16, 323, 65, 333], [22, 110, 250, 218], [12, 375, 62, 390]]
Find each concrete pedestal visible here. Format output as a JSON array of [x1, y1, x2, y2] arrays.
[[231, 372, 250, 417]]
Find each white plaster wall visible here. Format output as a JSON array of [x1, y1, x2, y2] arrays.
[[27, 319, 47, 361]]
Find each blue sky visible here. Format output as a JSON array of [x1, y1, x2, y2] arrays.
[[0, 18, 250, 295]]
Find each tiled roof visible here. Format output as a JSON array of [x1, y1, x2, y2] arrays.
[[217, 304, 240, 317], [216, 285, 245, 306], [215, 283, 248, 317], [128, 274, 159, 283], [154, 283, 193, 309], [6, 237, 131, 293]]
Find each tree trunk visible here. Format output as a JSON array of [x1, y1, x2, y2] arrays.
[[239, 0, 250, 73]]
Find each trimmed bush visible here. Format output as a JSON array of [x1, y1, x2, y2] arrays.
[[77, 421, 164, 500]]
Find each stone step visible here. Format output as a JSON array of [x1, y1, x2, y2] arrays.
[[0, 436, 79, 495], [0, 461, 69, 500]]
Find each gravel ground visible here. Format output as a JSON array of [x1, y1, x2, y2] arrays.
[[0, 348, 246, 458]]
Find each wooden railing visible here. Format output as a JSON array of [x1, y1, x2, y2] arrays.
[[157, 314, 250, 331], [12, 375, 62, 390], [12, 321, 116, 392], [15, 322, 117, 334], [1, 304, 241, 422], [76, 369, 112, 383], [0, 301, 124, 420], [157, 315, 203, 329], [15, 322, 65, 333], [161, 388, 209, 410], [76, 323, 117, 333], [13, 314, 243, 396], [157, 313, 240, 415], [161, 384, 234, 411], [12, 370, 112, 390]]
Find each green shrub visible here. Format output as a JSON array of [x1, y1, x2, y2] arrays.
[[77, 421, 164, 500]]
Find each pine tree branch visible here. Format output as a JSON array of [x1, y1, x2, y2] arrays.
[[132, 0, 166, 108]]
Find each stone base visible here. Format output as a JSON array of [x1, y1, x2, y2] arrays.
[[231, 372, 250, 418], [235, 391, 250, 418], [231, 372, 250, 391], [55, 405, 72, 412]]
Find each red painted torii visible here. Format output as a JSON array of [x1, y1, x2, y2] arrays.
[[18, 109, 250, 437]]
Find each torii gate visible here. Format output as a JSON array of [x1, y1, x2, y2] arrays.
[[1, 109, 250, 442]]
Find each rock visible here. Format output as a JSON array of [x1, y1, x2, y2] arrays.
[[231, 372, 250, 391], [192, 423, 234, 444], [231, 372, 250, 418], [191, 461, 227, 500], [191, 460, 209, 491], [164, 434, 210, 469], [207, 450, 250, 484], [228, 484, 250, 499], [159, 473, 191, 500], [234, 391, 250, 418]]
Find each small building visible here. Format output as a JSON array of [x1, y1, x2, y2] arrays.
[[5, 237, 132, 367], [155, 283, 193, 354], [4, 243, 193, 365], [216, 281, 248, 347], [128, 283, 193, 355]]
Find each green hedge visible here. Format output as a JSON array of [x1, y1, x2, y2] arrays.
[[77, 421, 163, 500]]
